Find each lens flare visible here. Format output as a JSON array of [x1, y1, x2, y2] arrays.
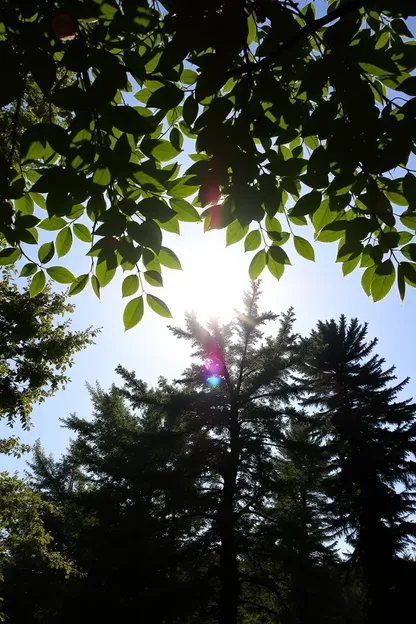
[[207, 375, 221, 387]]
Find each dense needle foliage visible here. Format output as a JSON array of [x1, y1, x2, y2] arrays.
[[0, 285, 414, 624]]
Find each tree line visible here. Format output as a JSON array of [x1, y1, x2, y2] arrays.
[[0, 281, 414, 623]]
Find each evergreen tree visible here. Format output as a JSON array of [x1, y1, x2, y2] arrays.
[[0, 272, 98, 428], [300, 316, 416, 623], [162, 281, 300, 623], [241, 420, 342, 624], [26, 381, 214, 624]]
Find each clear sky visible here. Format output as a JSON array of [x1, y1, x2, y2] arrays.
[[2, 222, 416, 473], [1, 3, 416, 473]]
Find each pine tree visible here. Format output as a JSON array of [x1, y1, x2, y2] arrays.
[[160, 281, 300, 623], [240, 419, 342, 624], [300, 316, 416, 623], [27, 380, 214, 624]]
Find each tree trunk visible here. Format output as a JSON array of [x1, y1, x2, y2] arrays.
[[218, 408, 240, 624]]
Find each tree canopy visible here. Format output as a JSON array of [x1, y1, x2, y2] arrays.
[[0, 272, 98, 427], [1, 0, 416, 327]]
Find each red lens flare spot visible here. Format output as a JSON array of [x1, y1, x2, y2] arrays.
[[199, 182, 221, 208]]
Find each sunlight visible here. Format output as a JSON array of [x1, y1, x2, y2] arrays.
[[170, 231, 250, 325]]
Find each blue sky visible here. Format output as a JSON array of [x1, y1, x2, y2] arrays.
[[2, 223, 415, 473], [1, 3, 416, 472]]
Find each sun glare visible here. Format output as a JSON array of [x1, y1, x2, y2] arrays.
[[165, 230, 250, 325]]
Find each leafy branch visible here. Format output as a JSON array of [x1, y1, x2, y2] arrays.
[[231, 0, 372, 75]]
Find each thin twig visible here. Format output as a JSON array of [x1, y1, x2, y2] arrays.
[[231, 0, 371, 75]]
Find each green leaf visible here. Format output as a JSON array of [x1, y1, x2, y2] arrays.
[[157, 216, 180, 234], [401, 262, 416, 287], [123, 296, 144, 330], [403, 173, 416, 205], [15, 195, 34, 215], [69, 274, 89, 296], [400, 213, 416, 230], [293, 235, 315, 261], [371, 260, 395, 302], [96, 258, 116, 288], [269, 245, 291, 266], [290, 191, 322, 217], [146, 294, 172, 318], [144, 270, 163, 287], [267, 250, 285, 280], [361, 265, 376, 297], [29, 270, 46, 297], [108, 106, 152, 135], [56, 227, 73, 258], [91, 274, 100, 299], [0, 247, 21, 266], [169, 127, 183, 151], [141, 139, 180, 162], [30, 192, 47, 209], [401, 244, 416, 262], [398, 263, 405, 302], [147, 85, 184, 110], [170, 198, 201, 222], [342, 255, 361, 276], [384, 191, 408, 206], [38, 216, 67, 231], [138, 197, 174, 222], [46, 266, 75, 284], [20, 262, 37, 277], [182, 96, 198, 126], [159, 246, 182, 270], [122, 274, 140, 297], [93, 168, 111, 186], [226, 220, 249, 246], [128, 220, 162, 253], [73, 223, 92, 243], [244, 230, 261, 252], [38, 241, 55, 264], [168, 176, 199, 198], [249, 250, 266, 280], [181, 69, 198, 85]]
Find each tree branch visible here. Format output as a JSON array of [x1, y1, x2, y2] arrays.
[[231, 0, 371, 76]]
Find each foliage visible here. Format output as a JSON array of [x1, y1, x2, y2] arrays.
[[299, 316, 416, 622], [0, 1, 415, 327], [0, 272, 98, 428], [0, 290, 415, 623], [0, 470, 73, 622]]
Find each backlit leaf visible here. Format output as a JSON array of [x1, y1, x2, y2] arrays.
[[159, 246, 182, 270], [123, 296, 144, 330], [147, 294, 172, 318], [47, 266, 75, 284], [69, 274, 89, 295], [371, 260, 395, 302], [29, 270, 46, 297], [122, 274, 139, 297], [144, 270, 163, 287], [226, 220, 249, 246], [56, 226, 73, 257], [0, 247, 22, 266], [73, 223, 92, 243], [244, 230, 261, 252], [293, 235, 315, 261], [290, 191, 322, 217], [38, 241, 55, 264], [20, 263, 37, 277], [249, 250, 266, 280]]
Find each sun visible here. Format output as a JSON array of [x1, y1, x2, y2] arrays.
[[167, 229, 250, 325]]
